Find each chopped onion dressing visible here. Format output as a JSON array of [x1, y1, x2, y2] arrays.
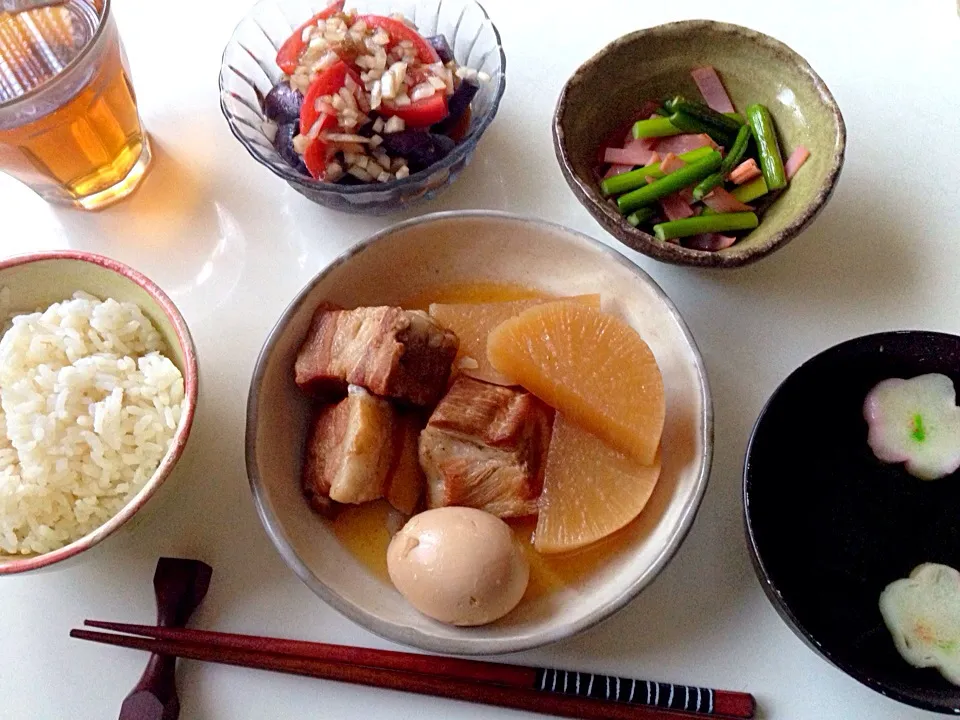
[[283, 10, 489, 182]]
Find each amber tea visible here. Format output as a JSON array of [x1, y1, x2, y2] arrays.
[[0, 0, 150, 209]]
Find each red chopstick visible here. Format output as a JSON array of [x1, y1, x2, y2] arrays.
[[75, 621, 754, 719]]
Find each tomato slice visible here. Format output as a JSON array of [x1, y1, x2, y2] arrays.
[[381, 93, 449, 128], [303, 137, 329, 180], [276, 0, 346, 74], [300, 61, 358, 135], [361, 15, 440, 65]]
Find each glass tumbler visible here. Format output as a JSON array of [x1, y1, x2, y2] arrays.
[[0, 0, 151, 210]]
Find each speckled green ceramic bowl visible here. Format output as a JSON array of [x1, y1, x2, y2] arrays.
[[553, 20, 846, 268]]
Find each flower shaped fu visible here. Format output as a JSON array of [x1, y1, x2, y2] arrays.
[[864, 373, 960, 480], [880, 563, 960, 686]]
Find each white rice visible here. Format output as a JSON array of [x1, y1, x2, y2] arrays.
[[0, 292, 184, 555]]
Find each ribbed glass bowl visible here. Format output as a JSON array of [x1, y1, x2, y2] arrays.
[[219, 0, 505, 215]]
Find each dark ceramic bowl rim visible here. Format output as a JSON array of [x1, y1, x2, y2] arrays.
[[552, 19, 847, 269], [743, 330, 960, 713], [218, 0, 507, 196], [245, 210, 715, 655]]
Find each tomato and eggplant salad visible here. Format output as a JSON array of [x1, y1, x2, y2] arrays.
[[260, 2, 488, 184]]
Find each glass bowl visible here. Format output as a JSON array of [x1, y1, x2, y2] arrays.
[[219, 0, 506, 215]]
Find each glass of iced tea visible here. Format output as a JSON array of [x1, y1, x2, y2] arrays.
[[0, 0, 150, 210]]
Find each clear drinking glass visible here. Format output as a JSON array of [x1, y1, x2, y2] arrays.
[[0, 0, 151, 210]]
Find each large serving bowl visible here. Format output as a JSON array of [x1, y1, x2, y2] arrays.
[[553, 20, 846, 268], [220, 0, 506, 215], [0, 251, 198, 576], [745, 331, 960, 713], [246, 211, 713, 654]]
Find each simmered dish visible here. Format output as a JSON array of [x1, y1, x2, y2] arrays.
[[293, 289, 665, 625]]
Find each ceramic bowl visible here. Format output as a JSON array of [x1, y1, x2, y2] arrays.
[[246, 211, 713, 654], [553, 20, 846, 268], [220, 0, 505, 215], [745, 331, 960, 713], [0, 251, 198, 576]]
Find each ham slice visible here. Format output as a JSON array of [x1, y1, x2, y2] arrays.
[[603, 163, 635, 178], [691, 66, 735, 113], [659, 192, 694, 221], [785, 145, 810, 179], [626, 133, 658, 149], [604, 138, 659, 166], [655, 133, 718, 155], [685, 234, 738, 251], [659, 152, 686, 174], [729, 158, 761, 185], [702, 187, 753, 213]]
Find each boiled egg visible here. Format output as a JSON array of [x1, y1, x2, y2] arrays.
[[387, 506, 529, 626]]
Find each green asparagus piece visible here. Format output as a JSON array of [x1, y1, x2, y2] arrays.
[[664, 97, 744, 133], [616, 151, 722, 215], [692, 124, 752, 200], [631, 117, 681, 139], [667, 110, 736, 149], [653, 212, 759, 241], [599, 146, 714, 197], [626, 207, 657, 227], [745, 104, 786, 191], [731, 176, 769, 203], [663, 96, 742, 147]]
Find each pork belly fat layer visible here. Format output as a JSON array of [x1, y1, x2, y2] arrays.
[[384, 412, 427, 516], [302, 386, 398, 512], [295, 305, 459, 406], [419, 376, 553, 518]]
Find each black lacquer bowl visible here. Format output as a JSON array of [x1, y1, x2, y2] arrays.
[[744, 331, 960, 713]]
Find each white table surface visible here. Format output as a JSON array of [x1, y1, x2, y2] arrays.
[[2, 0, 958, 717]]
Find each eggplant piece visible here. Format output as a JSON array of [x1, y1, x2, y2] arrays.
[[431, 80, 478, 136], [263, 82, 304, 123], [379, 130, 455, 172], [425, 35, 454, 64], [274, 121, 309, 176]]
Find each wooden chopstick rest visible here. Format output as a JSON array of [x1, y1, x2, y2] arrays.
[[118, 558, 212, 720]]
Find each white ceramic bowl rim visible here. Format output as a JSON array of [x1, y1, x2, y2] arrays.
[[245, 210, 714, 653], [0, 250, 199, 576]]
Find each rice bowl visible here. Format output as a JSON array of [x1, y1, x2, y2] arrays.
[[0, 251, 197, 576], [0, 292, 184, 555]]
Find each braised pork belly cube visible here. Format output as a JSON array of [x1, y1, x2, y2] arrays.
[[295, 305, 459, 407], [419, 376, 553, 518], [384, 412, 427, 516], [302, 385, 398, 514]]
